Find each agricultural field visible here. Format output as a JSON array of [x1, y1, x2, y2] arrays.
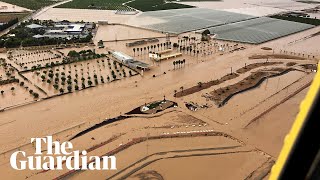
[[0, 12, 29, 22], [23, 56, 137, 96], [126, 0, 194, 11], [57, 0, 194, 12], [57, 0, 134, 11], [0, 82, 42, 109], [0, 0, 60, 10], [0, 12, 29, 32], [8, 50, 63, 71], [9, 49, 138, 96], [178, 0, 221, 1], [0, 58, 43, 109], [0, 58, 13, 81]]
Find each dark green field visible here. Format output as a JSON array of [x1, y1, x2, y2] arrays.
[[126, 0, 194, 11], [178, 0, 221, 1], [57, 0, 194, 12], [57, 0, 133, 11], [1, 0, 59, 10]]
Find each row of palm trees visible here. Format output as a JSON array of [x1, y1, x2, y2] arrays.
[[177, 37, 196, 47], [173, 59, 186, 69], [132, 42, 172, 56], [279, 50, 315, 59]]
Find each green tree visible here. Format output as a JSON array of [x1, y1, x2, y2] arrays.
[[53, 84, 59, 90], [33, 93, 39, 98], [67, 85, 72, 92], [68, 50, 80, 58], [88, 80, 92, 86]]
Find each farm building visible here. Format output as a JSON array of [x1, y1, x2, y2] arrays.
[[111, 51, 149, 70], [111, 51, 134, 64], [42, 22, 93, 40], [26, 24, 44, 29]]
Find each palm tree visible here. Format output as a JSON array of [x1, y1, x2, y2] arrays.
[[59, 88, 64, 94], [173, 61, 176, 69], [174, 90, 177, 97], [198, 82, 203, 88], [1, 90, 4, 95]]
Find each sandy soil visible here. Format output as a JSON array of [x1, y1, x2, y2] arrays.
[[0, 2, 31, 13], [223, 6, 288, 17], [178, 0, 319, 12], [95, 24, 166, 42], [34, 8, 138, 23]]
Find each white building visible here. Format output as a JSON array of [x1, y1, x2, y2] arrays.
[[111, 51, 134, 64], [111, 51, 149, 70], [26, 24, 44, 29]]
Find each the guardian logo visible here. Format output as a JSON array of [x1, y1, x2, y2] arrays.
[[10, 136, 117, 171]]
